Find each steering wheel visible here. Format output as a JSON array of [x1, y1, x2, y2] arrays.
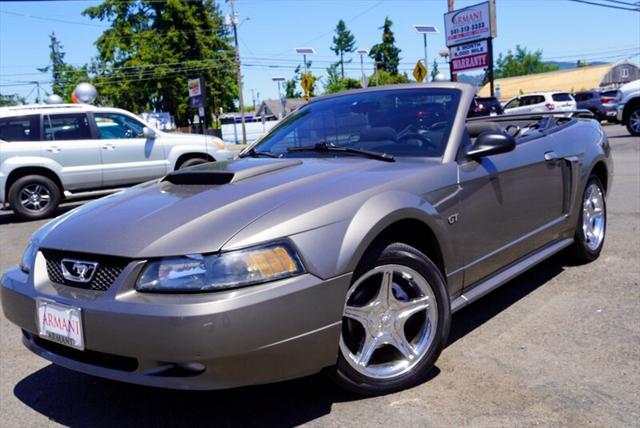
[[398, 132, 436, 149], [427, 121, 449, 131]]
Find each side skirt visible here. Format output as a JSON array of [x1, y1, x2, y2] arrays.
[[450, 238, 573, 313]]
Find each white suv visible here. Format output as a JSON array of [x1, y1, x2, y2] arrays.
[[503, 92, 577, 115], [0, 104, 234, 220]]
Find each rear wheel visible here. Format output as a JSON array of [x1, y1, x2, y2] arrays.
[[331, 242, 450, 395], [8, 175, 61, 220], [567, 175, 606, 263], [626, 106, 640, 136]]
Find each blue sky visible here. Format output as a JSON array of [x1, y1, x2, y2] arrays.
[[1, 0, 639, 106]]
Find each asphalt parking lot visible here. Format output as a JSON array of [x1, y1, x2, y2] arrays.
[[0, 124, 638, 427]]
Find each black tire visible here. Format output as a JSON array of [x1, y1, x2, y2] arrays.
[[330, 241, 451, 396], [8, 175, 61, 221], [625, 105, 640, 136], [178, 157, 209, 170], [567, 175, 607, 264]]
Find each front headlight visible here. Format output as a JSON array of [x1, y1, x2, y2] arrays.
[[135, 242, 305, 292], [20, 239, 39, 273]]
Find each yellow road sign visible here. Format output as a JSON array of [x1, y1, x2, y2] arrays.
[[413, 61, 427, 83]]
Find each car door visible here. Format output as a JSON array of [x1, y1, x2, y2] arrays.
[[92, 112, 167, 187], [43, 113, 103, 190], [457, 128, 567, 286]]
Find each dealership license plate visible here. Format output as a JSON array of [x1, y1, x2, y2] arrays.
[[36, 300, 84, 350]]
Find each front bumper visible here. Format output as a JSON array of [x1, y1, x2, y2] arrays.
[[1, 256, 351, 390]]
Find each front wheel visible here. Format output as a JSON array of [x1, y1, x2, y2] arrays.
[[330, 242, 450, 395], [567, 175, 607, 263], [626, 106, 640, 136]]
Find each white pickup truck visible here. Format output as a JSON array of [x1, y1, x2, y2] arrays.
[[0, 104, 234, 220]]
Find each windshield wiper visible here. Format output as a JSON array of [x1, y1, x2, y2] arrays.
[[239, 147, 281, 159], [287, 142, 395, 162]]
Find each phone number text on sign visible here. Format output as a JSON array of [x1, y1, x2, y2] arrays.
[[444, 1, 496, 47]]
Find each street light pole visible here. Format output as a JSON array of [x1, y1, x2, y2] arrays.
[[272, 77, 286, 119], [356, 48, 368, 88], [423, 34, 428, 69], [228, 0, 247, 145]]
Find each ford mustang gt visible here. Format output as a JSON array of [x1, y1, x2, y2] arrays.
[[1, 83, 611, 395]]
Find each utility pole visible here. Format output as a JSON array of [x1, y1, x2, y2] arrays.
[[228, 0, 247, 144], [448, 0, 457, 82]]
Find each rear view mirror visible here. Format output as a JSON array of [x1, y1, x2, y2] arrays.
[[143, 127, 157, 139], [465, 131, 515, 159]]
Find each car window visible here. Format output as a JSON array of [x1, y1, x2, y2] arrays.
[[44, 114, 92, 141], [0, 115, 40, 142], [94, 112, 145, 139], [254, 88, 461, 158], [520, 96, 538, 106], [504, 98, 520, 109], [573, 93, 592, 102], [552, 93, 573, 102]]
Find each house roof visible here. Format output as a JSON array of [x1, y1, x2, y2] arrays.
[[477, 64, 613, 100], [256, 98, 306, 118]]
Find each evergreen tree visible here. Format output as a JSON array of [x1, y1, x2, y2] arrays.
[[369, 17, 401, 75], [83, 0, 237, 126], [331, 19, 356, 78], [430, 59, 440, 81], [494, 46, 558, 78], [38, 33, 89, 102]]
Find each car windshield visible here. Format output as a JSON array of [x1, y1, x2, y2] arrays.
[[252, 88, 461, 158]]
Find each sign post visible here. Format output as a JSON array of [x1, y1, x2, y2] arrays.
[[188, 77, 207, 133]]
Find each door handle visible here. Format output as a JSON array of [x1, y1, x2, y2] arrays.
[[102, 143, 116, 150], [544, 151, 559, 161], [46, 146, 61, 153]]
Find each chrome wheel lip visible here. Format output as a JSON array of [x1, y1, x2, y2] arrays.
[[339, 264, 438, 380], [582, 183, 606, 251], [630, 110, 640, 133], [19, 184, 51, 212]]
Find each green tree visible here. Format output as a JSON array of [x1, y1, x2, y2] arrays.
[[38, 33, 89, 102], [367, 70, 410, 87], [83, 0, 237, 126], [0, 93, 26, 107], [285, 65, 303, 98], [324, 63, 361, 94], [494, 45, 559, 78], [577, 59, 590, 68], [369, 17, 401, 75], [430, 59, 440, 81], [331, 19, 356, 78]]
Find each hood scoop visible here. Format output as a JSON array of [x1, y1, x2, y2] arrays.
[[163, 158, 302, 185]]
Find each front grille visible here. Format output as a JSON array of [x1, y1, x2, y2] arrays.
[[41, 249, 131, 292]]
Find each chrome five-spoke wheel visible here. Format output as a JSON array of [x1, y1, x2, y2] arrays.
[[582, 182, 605, 251], [339, 264, 438, 379]]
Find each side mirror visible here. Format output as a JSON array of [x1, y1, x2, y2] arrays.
[[143, 127, 157, 139], [465, 131, 516, 159]]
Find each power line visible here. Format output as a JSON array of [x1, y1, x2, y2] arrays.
[[566, 0, 640, 11]]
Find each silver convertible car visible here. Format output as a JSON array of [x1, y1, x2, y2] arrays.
[[2, 83, 611, 395]]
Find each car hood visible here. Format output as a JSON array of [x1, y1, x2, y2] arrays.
[[35, 157, 436, 258]]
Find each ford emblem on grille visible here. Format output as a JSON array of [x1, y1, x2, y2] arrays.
[[60, 259, 99, 283]]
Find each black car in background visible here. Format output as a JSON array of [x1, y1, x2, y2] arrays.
[[467, 96, 504, 117], [573, 90, 618, 122]]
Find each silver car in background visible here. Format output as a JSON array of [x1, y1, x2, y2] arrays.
[[2, 83, 612, 395], [0, 104, 234, 220]]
